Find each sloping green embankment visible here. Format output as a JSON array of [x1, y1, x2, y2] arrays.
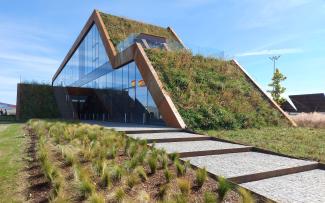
[[145, 49, 290, 130]]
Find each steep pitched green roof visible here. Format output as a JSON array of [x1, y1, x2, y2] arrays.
[[99, 12, 177, 46], [145, 49, 290, 130]]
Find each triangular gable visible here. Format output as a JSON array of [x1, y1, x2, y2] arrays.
[[52, 10, 186, 128]]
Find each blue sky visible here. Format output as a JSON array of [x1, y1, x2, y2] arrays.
[[1, 0, 325, 104]]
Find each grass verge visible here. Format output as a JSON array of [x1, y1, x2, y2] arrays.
[[205, 127, 325, 163], [0, 123, 25, 202]]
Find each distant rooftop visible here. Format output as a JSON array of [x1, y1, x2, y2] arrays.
[[289, 93, 325, 113], [0, 102, 16, 109]]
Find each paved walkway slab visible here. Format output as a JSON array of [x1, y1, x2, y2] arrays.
[[153, 140, 248, 153], [85, 121, 179, 132], [182, 152, 317, 179], [241, 169, 325, 203], [128, 132, 209, 141]]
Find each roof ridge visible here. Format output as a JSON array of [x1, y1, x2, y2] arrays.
[[98, 10, 169, 30]]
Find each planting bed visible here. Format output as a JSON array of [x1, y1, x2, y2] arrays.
[[25, 124, 52, 202], [24, 120, 261, 202]]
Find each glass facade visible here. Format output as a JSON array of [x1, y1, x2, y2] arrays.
[[53, 24, 163, 125], [116, 33, 184, 53]]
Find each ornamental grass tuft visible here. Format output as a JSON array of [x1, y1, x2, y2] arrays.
[[196, 167, 207, 188]]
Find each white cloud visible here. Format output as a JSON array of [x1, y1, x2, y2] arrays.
[[236, 48, 303, 57], [236, 0, 311, 29], [0, 52, 59, 66], [0, 75, 19, 87], [174, 0, 214, 8], [0, 20, 67, 42], [0, 17, 65, 104]]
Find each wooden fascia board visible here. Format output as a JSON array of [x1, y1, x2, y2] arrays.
[[133, 43, 187, 128], [93, 10, 117, 64], [167, 27, 186, 48], [231, 59, 297, 127]]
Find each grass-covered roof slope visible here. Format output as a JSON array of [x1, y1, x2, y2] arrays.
[[99, 12, 177, 46], [146, 49, 290, 130]]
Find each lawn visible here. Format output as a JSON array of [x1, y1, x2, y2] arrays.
[[205, 127, 325, 163], [0, 123, 26, 202]]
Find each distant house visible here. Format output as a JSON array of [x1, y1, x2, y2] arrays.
[[0, 102, 16, 115], [280, 100, 296, 113], [285, 93, 325, 113]]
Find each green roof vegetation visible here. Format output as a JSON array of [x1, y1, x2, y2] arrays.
[[206, 127, 325, 163], [145, 49, 290, 130], [17, 83, 60, 120], [99, 12, 177, 47]]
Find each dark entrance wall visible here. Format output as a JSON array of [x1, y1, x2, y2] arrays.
[[17, 83, 164, 125], [16, 83, 61, 120], [59, 86, 164, 125]]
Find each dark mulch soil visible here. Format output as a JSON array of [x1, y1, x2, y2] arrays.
[[24, 128, 51, 203], [47, 143, 83, 202]]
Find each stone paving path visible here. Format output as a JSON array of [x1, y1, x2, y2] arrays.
[[94, 122, 325, 203], [183, 152, 316, 178], [86, 121, 180, 132], [153, 140, 249, 154], [128, 132, 209, 142], [241, 169, 325, 203]]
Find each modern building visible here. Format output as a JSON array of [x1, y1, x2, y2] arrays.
[[17, 10, 295, 128], [51, 10, 187, 127], [288, 93, 325, 113], [0, 102, 16, 115], [280, 100, 297, 113]]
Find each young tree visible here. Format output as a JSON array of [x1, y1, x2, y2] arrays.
[[268, 68, 287, 105]]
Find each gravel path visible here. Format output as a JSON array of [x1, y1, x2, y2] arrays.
[[182, 152, 317, 178], [86, 121, 178, 132], [241, 169, 325, 203], [128, 132, 208, 140], [153, 140, 247, 153]]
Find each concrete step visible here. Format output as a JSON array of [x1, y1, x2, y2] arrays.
[[241, 169, 325, 203], [152, 140, 251, 157], [86, 121, 182, 133], [182, 152, 318, 183], [127, 132, 210, 143]]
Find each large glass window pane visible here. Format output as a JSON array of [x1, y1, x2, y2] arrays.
[[135, 64, 147, 108], [52, 24, 165, 125], [122, 65, 129, 90], [107, 72, 112, 89], [113, 68, 123, 90], [53, 24, 110, 87]]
